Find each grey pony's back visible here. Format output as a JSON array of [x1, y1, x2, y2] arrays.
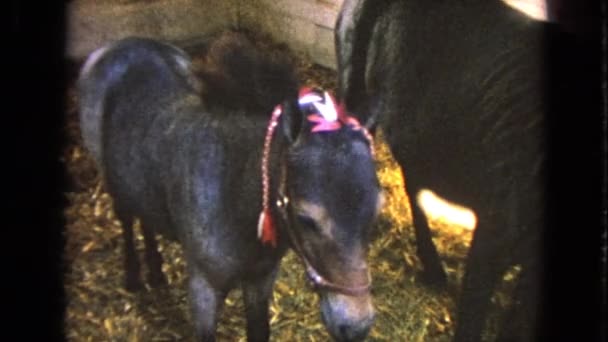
[[76, 37, 195, 168], [77, 43, 112, 165]]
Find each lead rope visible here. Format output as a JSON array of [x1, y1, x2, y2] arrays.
[[257, 105, 283, 247]]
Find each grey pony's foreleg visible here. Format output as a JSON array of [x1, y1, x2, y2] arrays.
[[140, 220, 167, 287], [188, 268, 227, 342], [115, 209, 143, 292], [242, 266, 280, 342]]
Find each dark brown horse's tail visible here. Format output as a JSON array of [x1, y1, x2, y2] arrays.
[[194, 30, 299, 114]]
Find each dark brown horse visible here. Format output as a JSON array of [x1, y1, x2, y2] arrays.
[[335, 0, 597, 341]]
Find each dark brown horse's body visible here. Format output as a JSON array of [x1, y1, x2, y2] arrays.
[[335, 0, 597, 341]]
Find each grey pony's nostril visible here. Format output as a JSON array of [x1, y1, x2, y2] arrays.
[[335, 322, 372, 342], [339, 324, 349, 338]]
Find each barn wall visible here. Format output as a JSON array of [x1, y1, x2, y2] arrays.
[[66, 0, 238, 61], [66, 0, 343, 69], [238, 0, 342, 68]]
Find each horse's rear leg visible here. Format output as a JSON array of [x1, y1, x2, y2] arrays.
[[242, 267, 279, 342], [188, 268, 226, 342], [409, 188, 447, 288], [496, 236, 541, 342], [116, 210, 142, 291], [395, 161, 447, 288], [496, 260, 539, 342], [453, 217, 511, 342], [140, 221, 167, 287]]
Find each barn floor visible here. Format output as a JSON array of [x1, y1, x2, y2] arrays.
[[61, 32, 517, 341]]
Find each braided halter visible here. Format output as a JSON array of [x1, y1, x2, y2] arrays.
[[256, 87, 374, 296]]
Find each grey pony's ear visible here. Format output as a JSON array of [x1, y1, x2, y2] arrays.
[[279, 97, 305, 144], [362, 105, 379, 136], [354, 95, 380, 136]]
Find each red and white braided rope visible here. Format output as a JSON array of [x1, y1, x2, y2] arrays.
[[257, 105, 283, 246]]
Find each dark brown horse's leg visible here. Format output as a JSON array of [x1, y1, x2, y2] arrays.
[[410, 191, 448, 289], [496, 261, 539, 342], [242, 267, 279, 342], [140, 221, 167, 287], [496, 235, 541, 342], [188, 268, 225, 342], [393, 156, 447, 288], [116, 210, 142, 291], [453, 215, 510, 342]]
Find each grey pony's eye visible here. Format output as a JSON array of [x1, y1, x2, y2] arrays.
[[296, 214, 319, 232]]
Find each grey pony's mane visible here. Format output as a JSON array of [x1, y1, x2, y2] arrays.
[[195, 30, 299, 115]]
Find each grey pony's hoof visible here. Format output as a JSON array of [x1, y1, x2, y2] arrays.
[[125, 274, 144, 292], [147, 271, 168, 288]]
